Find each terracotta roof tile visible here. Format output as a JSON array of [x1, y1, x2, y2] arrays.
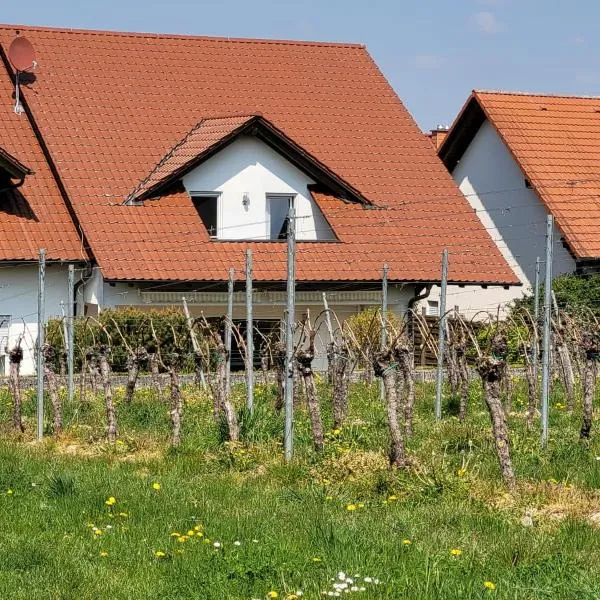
[[474, 91, 600, 259], [128, 114, 257, 201], [0, 66, 83, 261], [0, 25, 516, 283]]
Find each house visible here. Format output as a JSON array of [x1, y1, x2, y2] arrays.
[[434, 90, 600, 318], [0, 25, 516, 374]]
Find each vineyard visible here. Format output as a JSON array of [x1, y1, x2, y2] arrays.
[[1, 305, 600, 598]]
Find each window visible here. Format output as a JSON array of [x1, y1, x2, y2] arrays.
[[267, 194, 294, 240], [426, 300, 440, 317], [192, 194, 219, 238]]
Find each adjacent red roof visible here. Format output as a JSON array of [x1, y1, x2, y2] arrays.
[[440, 90, 600, 260], [0, 66, 83, 262], [0, 25, 517, 284]]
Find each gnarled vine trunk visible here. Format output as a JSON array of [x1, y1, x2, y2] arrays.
[[274, 342, 286, 412], [331, 343, 351, 430], [7, 343, 24, 433], [524, 344, 538, 429], [393, 337, 416, 437], [210, 332, 239, 441], [296, 342, 324, 452], [124, 348, 146, 404], [148, 353, 163, 401], [98, 346, 117, 444], [374, 349, 406, 468], [555, 333, 575, 412], [477, 356, 516, 490]]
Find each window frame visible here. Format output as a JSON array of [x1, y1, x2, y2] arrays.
[[266, 193, 296, 241], [190, 191, 221, 239]]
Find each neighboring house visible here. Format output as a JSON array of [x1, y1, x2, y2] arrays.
[[434, 90, 600, 317], [0, 25, 516, 374]]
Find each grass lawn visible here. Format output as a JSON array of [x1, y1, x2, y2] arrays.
[[0, 380, 599, 599]]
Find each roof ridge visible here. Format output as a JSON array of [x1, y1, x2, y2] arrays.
[[0, 22, 366, 49], [475, 89, 600, 101]]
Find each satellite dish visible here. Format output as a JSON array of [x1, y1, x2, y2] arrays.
[[8, 36, 36, 72]]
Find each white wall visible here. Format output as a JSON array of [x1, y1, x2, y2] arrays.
[[431, 119, 576, 318], [182, 135, 334, 241], [0, 264, 72, 375]]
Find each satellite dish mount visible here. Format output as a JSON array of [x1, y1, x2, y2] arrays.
[[7, 35, 37, 115]]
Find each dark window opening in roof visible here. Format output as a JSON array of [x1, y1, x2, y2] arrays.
[[192, 194, 219, 238], [524, 178, 532, 189]]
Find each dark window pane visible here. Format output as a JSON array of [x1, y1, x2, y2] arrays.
[[193, 196, 218, 237], [268, 196, 293, 240]]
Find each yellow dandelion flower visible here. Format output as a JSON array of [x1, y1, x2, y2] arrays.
[[154, 550, 166, 558], [6, 489, 13, 496], [402, 539, 412, 545], [312, 557, 322, 562], [267, 592, 279, 599], [196, 531, 204, 537], [346, 504, 357, 511], [484, 581, 496, 590], [105, 496, 116, 506], [387, 495, 398, 502], [94, 529, 103, 536], [193, 525, 202, 531], [186, 530, 195, 536], [325, 496, 333, 501], [152, 482, 161, 491], [100, 551, 108, 557], [176, 536, 188, 543], [450, 548, 462, 556], [457, 467, 467, 477], [357, 502, 365, 508], [118, 512, 129, 518]]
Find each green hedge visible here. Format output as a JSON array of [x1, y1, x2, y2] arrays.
[[46, 307, 201, 373]]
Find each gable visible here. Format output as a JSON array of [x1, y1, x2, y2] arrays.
[[441, 91, 600, 260], [452, 119, 575, 286], [181, 135, 335, 241]]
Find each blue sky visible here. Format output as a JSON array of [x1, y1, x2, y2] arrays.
[[3, 0, 599, 130]]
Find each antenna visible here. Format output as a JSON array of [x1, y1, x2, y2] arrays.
[[7, 36, 36, 115]]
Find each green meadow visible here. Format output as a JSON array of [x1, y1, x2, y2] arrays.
[[0, 380, 599, 599]]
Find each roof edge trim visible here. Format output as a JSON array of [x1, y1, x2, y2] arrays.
[[0, 145, 32, 179]]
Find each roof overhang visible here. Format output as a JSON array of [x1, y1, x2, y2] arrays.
[[127, 114, 372, 206], [437, 94, 486, 173], [0, 145, 33, 181]]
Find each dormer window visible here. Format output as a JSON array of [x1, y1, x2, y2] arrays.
[[267, 194, 295, 240], [192, 193, 220, 238]]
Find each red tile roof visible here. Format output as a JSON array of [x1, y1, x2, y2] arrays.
[[440, 90, 600, 260], [128, 115, 257, 202], [128, 114, 370, 205], [0, 25, 517, 284], [0, 64, 84, 262]]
